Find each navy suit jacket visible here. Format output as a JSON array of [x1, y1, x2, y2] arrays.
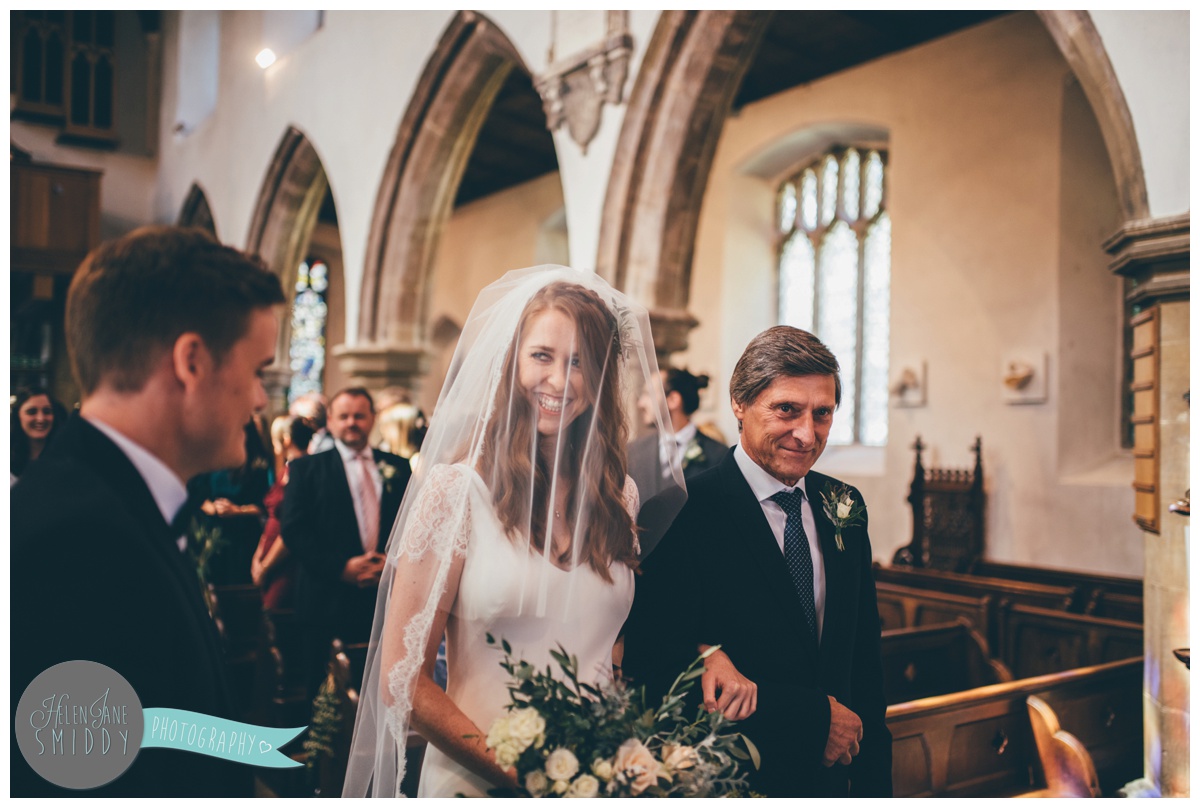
[[11, 416, 250, 796], [623, 448, 892, 797], [280, 446, 410, 642]]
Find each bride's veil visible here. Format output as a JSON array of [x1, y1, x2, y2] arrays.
[[342, 266, 686, 796]]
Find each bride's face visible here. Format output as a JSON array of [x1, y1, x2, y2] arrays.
[[518, 308, 590, 436]]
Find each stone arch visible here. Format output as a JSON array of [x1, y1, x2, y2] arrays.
[[177, 183, 217, 238], [348, 11, 529, 391], [598, 10, 1149, 357], [245, 126, 334, 409]]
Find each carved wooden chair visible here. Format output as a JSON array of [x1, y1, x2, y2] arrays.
[[892, 436, 984, 572]]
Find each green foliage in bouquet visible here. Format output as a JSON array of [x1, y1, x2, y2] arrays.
[[483, 635, 760, 797]]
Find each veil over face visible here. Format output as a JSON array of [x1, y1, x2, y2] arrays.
[[343, 266, 686, 796]]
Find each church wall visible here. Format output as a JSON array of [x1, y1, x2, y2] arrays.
[[686, 12, 1144, 575], [420, 172, 568, 414]]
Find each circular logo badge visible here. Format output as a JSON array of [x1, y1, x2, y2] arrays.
[[15, 660, 144, 790]]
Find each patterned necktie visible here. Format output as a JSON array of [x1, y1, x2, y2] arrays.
[[357, 453, 380, 553], [770, 488, 817, 639]]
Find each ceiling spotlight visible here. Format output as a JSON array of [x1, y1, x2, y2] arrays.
[[256, 48, 276, 69]]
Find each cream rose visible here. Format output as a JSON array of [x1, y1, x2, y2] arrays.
[[545, 748, 580, 782], [552, 779, 569, 795], [507, 707, 547, 750], [525, 769, 549, 797], [613, 738, 663, 796], [591, 758, 615, 782], [566, 774, 601, 798], [661, 743, 700, 771], [837, 498, 852, 519], [486, 715, 511, 749], [494, 741, 521, 769]]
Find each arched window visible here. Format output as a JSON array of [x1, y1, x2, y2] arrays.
[[287, 257, 329, 405], [777, 146, 890, 447]]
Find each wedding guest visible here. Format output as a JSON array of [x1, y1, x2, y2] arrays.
[[290, 391, 335, 454], [628, 367, 728, 500], [624, 325, 892, 797], [11, 225, 284, 796], [251, 415, 315, 611], [10, 386, 68, 484], [282, 387, 411, 700], [342, 268, 686, 797], [378, 397, 427, 472]]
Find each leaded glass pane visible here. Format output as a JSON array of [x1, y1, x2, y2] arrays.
[[860, 213, 891, 447], [778, 182, 797, 234], [817, 221, 858, 445], [288, 259, 329, 405], [800, 169, 818, 231], [863, 150, 884, 219], [820, 155, 838, 227], [778, 233, 815, 331], [841, 148, 860, 222]]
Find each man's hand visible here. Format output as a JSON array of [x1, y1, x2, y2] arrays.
[[699, 647, 758, 721], [823, 696, 863, 767], [341, 552, 386, 587]]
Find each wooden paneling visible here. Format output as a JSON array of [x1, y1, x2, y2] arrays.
[[1128, 307, 1160, 532], [11, 161, 102, 273]]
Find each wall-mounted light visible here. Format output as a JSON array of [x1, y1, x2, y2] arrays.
[[891, 362, 927, 408], [256, 48, 276, 69]]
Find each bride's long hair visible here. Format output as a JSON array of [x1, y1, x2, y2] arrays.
[[479, 282, 636, 581]]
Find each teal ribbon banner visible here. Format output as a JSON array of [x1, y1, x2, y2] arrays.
[[141, 708, 304, 768]]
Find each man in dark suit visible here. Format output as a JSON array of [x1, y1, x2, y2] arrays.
[[281, 387, 410, 698], [11, 227, 285, 796], [628, 367, 729, 501], [624, 326, 892, 797]]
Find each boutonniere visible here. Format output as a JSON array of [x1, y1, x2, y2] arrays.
[[682, 437, 706, 469], [820, 484, 866, 552], [377, 460, 399, 493]]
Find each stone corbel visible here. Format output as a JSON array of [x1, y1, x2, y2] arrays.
[[331, 343, 432, 397], [648, 308, 700, 364], [261, 365, 294, 415], [536, 31, 632, 153]]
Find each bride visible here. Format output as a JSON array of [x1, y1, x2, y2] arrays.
[[343, 267, 686, 797]]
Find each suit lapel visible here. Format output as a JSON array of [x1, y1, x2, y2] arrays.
[[324, 449, 362, 554]]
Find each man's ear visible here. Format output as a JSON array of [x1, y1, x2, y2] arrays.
[[730, 397, 745, 433], [172, 332, 212, 391]]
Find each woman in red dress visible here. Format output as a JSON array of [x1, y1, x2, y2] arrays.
[[251, 416, 314, 610]]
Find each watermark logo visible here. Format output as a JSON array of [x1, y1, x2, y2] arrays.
[[15, 660, 305, 791]]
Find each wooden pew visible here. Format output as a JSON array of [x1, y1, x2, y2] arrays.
[[997, 603, 1143, 680], [881, 619, 1011, 705], [876, 581, 993, 635], [886, 657, 1141, 797], [969, 560, 1142, 618], [1021, 695, 1100, 797]]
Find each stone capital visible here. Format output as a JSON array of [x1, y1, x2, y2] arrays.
[[648, 307, 700, 362], [331, 343, 432, 396], [1105, 213, 1189, 306]]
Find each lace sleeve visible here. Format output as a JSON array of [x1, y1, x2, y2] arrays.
[[393, 463, 473, 559], [624, 475, 641, 556]]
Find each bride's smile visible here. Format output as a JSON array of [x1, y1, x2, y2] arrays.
[[518, 308, 590, 435]]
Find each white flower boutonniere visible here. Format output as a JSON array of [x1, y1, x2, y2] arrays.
[[682, 437, 706, 470], [820, 484, 866, 552], [377, 460, 398, 493]]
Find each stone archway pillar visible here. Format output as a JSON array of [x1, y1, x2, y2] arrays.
[[648, 308, 699, 366], [261, 366, 293, 417], [332, 343, 432, 400]]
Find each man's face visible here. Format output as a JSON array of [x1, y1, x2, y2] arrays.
[[732, 374, 836, 487], [192, 307, 277, 473], [329, 393, 375, 452]]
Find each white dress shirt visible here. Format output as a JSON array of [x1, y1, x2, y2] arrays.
[[658, 421, 697, 478], [733, 444, 825, 642], [87, 416, 190, 551], [335, 439, 383, 552]]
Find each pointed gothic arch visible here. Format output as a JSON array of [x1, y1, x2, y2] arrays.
[[598, 10, 1149, 357], [345, 11, 531, 391], [177, 183, 217, 238]]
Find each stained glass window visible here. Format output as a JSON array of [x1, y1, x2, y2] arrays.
[[288, 258, 329, 405], [776, 146, 890, 446]]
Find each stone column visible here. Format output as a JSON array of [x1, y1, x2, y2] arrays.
[[1106, 213, 1189, 798], [261, 366, 293, 418], [648, 307, 699, 367], [331, 343, 431, 401]]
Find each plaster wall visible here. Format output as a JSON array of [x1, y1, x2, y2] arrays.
[[688, 13, 1143, 575]]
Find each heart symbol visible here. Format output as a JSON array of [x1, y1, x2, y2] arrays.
[[260, 740, 273, 754]]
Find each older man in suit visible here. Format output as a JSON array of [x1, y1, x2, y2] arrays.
[[624, 326, 891, 798], [11, 227, 285, 796], [282, 387, 410, 698]]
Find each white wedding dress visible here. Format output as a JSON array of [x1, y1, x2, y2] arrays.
[[415, 464, 637, 798]]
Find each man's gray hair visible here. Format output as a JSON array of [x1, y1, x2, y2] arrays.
[[730, 326, 842, 407]]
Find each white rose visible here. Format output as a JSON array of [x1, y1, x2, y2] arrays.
[[494, 741, 521, 769], [525, 769, 549, 797], [507, 706, 547, 750], [591, 758, 615, 782], [486, 715, 511, 749], [837, 499, 852, 519], [661, 743, 699, 771], [553, 779, 569, 795], [566, 774, 601, 798], [612, 738, 663, 796], [545, 748, 580, 782]]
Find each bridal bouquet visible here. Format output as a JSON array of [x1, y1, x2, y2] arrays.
[[483, 636, 759, 797]]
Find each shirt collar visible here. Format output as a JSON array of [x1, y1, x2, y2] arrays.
[[673, 422, 698, 446], [85, 416, 189, 526], [335, 439, 373, 463], [733, 443, 808, 503]]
